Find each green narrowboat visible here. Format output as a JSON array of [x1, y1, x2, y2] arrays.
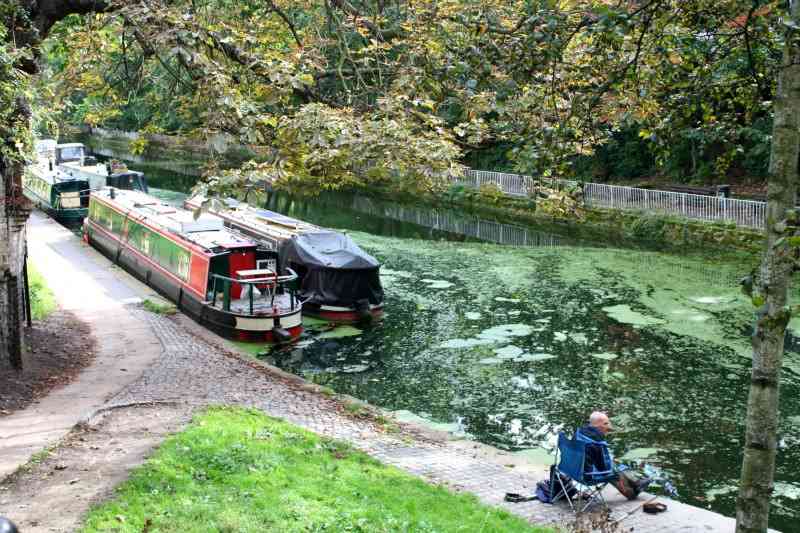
[[85, 188, 303, 343], [23, 140, 89, 225]]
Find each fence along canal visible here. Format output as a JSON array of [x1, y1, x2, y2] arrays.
[[458, 169, 767, 230]]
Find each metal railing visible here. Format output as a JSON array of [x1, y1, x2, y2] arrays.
[[583, 183, 766, 229], [457, 169, 578, 197], [210, 269, 298, 315], [350, 196, 563, 248], [454, 169, 767, 229]]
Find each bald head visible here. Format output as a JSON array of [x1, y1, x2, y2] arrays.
[[589, 411, 611, 435]]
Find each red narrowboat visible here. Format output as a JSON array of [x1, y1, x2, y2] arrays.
[[85, 188, 303, 343]]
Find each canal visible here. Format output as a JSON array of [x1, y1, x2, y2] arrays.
[[148, 179, 800, 529]]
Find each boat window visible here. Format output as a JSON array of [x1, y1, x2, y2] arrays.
[[57, 146, 84, 162], [89, 201, 125, 236]]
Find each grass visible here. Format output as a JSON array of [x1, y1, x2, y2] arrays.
[[81, 407, 549, 533], [28, 262, 56, 320], [142, 298, 177, 315]]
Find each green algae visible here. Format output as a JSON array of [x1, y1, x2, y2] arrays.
[[592, 352, 618, 360], [440, 338, 495, 349], [317, 326, 363, 339], [515, 352, 556, 362], [494, 345, 525, 358], [477, 323, 535, 340], [421, 278, 455, 289], [392, 410, 461, 434], [620, 447, 662, 461], [512, 447, 554, 465], [602, 304, 666, 327]]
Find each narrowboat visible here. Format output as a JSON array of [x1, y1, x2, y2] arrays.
[[184, 196, 384, 324], [56, 142, 149, 193], [23, 139, 90, 225], [85, 188, 303, 343]]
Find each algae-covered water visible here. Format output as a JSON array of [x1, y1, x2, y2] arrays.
[[146, 184, 800, 528], [258, 193, 800, 530]]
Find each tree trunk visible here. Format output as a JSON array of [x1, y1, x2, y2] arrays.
[[735, 4, 800, 532]]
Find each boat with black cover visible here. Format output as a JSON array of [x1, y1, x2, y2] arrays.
[[184, 196, 384, 323], [85, 188, 303, 343], [56, 142, 149, 193]]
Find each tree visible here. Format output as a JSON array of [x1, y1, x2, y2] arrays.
[[736, 2, 800, 531]]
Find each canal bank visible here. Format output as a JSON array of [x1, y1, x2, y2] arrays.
[[2, 208, 751, 532]]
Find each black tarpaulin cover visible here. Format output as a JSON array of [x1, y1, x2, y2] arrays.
[[279, 231, 384, 306]]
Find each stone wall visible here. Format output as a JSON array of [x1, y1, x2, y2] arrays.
[[0, 166, 31, 370]]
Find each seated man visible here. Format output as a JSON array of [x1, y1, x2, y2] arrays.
[[577, 411, 651, 500]]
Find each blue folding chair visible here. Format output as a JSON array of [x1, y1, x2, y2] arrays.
[[550, 431, 618, 512]]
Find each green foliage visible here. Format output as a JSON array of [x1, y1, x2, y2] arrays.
[[477, 183, 505, 204], [534, 187, 584, 220], [0, 26, 33, 167], [28, 0, 790, 193], [629, 214, 668, 241], [128, 137, 149, 156], [80, 407, 548, 533], [28, 262, 56, 320]]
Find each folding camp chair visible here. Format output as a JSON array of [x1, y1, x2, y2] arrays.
[[550, 431, 617, 512]]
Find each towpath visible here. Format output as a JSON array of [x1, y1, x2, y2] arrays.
[[0, 210, 752, 532]]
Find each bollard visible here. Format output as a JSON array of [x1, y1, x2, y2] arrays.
[[0, 517, 19, 533]]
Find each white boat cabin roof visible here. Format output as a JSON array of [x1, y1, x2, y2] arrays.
[[188, 195, 319, 242], [95, 188, 258, 252]]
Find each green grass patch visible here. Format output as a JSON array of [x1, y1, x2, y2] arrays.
[[28, 262, 56, 320], [142, 298, 177, 315], [81, 407, 548, 533]]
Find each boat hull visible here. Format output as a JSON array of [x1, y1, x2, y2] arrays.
[[305, 303, 384, 324], [23, 190, 88, 225], [86, 219, 303, 343]]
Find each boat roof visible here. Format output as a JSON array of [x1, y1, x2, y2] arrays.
[[29, 164, 88, 186], [56, 143, 85, 149], [94, 188, 258, 253], [188, 195, 319, 240], [35, 139, 57, 153]]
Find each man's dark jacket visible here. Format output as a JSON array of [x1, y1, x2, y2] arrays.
[[577, 425, 612, 477]]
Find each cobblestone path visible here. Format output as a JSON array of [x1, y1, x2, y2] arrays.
[[109, 307, 741, 532]]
